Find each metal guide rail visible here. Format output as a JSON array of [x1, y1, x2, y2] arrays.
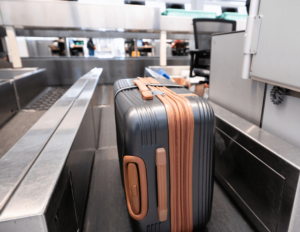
[[0, 68, 103, 232]]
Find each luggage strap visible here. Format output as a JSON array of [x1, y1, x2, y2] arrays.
[[138, 77, 195, 232], [114, 82, 183, 100]]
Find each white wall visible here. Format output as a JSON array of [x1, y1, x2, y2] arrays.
[[78, 0, 124, 4]]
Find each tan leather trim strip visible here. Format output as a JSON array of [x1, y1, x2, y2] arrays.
[[139, 77, 194, 232], [164, 89, 193, 232], [156, 148, 168, 222], [138, 78, 181, 232], [123, 156, 148, 221], [178, 93, 198, 97]]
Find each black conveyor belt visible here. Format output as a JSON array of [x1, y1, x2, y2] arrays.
[[83, 85, 255, 232]]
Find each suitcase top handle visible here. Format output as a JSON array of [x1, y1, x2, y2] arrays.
[[134, 80, 154, 100]]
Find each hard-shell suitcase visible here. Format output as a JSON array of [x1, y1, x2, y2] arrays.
[[114, 77, 215, 232]]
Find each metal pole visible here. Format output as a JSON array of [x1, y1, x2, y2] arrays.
[[5, 26, 22, 68], [160, 31, 167, 66], [65, 37, 71, 57], [191, 0, 205, 10], [134, 38, 138, 57], [241, 0, 260, 79]]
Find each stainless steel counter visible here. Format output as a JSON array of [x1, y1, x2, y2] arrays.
[[211, 100, 300, 232], [0, 68, 37, 79], [0, 68, 103, 232], [0, 68, 46, 127]]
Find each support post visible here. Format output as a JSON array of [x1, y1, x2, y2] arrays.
[[191, 0, 205, 10], [160, 31, 167, 66], [65, 37, 71, 57], [242, 0, 260, 79], [134, 38, 138, 57], [5, 26, 22, 68]]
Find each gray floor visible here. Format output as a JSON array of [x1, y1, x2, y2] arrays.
[[84, 93, 255, 232]]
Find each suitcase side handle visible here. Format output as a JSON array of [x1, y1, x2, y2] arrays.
[[134, 80, 153, 100], [123, 156, 148, 220], [156, 148, 168, 222]]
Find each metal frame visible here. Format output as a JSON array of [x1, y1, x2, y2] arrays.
[[0, 68, 46, 127], [0, 68, 103, 232], [209, 31, 265, 127], [210, 101, 300, 232]]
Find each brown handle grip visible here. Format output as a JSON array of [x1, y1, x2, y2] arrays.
[[124, 156, 148, 221], [156, 148, 168, 222], [127, 163, 140, 215], [134, 80, 153, 100]]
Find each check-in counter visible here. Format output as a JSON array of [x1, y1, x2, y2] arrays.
[[0, 68, 102, 232], [211, 101, 300, 232]]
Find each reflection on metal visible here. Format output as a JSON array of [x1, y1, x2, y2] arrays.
[[0, 68, 103, 232], [5, 26, 22, 68], [211, 101, 300, 232], [0, 1, 160, 30], [0, 99, 74, 213], [61, 79, 88, 100]]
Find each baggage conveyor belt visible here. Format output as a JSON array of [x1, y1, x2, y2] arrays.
[[83, 85, 256, 232]]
